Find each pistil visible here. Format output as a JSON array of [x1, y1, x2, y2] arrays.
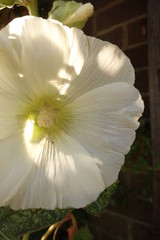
[[37, 109, 55, 128]]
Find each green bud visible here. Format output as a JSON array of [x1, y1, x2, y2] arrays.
[[49, 0, 94, 29]]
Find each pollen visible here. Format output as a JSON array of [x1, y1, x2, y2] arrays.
[[37, 109, 55, 128]]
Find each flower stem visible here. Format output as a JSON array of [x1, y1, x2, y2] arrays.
[[22, 233, 30, 240], [41, 222, 60, 240]]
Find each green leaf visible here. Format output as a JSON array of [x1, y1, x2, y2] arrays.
[[0, 0, 15, 8], [73, 225, 93, 240], [0, 231, 10, 240], [0, 3, 5, 9], [85, 181, 118, 215], [0, 207, 71, 239]]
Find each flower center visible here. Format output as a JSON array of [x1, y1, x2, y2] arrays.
[[19, 94, 73, 144], [37, 108, 55, 128]]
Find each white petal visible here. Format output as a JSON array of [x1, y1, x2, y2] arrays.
[[0, 108, 19, 141], [0, 16, 143, 210], [20, 17, 71, 95], [0, 16, 70, 96], [0, 82, 27, 141], [0, 30, 25, 97], [98, 151, 125, 187], [53, 134, 105, 208], [0, 134, 33, 205], [0, 77, 26, 141], [0, 16, 134, 100], [63, 29, 135, 100], [68, 82, 144, 186], [9, 134, 105, 209], [8, 139, 57, 209]]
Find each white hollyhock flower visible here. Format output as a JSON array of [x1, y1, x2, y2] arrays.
[[0, 16, 144, 210]]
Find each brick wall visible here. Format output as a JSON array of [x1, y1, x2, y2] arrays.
[[82, 0, 153, 239]]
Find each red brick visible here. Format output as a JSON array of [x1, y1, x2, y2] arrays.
[[129, 171, 152, 198], [83, 17, 94, 36], [119, 171, 152, 198], [81, 0, 115, 11], [124, 44, 148, 69], [109, 196, 153, 225], [89, 225, 118, 240], [87, 210, 128, 239], [143, 95, 150, 119], [110, 170, 153, 224], [131, 221, 153, 240], [128, 18, 147, 46], [135, 69, 149, 94], [96, 0, 147, 32], [98, 27, 123, 48]]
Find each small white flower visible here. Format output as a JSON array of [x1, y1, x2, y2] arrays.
[[0, 16, 144, 210]]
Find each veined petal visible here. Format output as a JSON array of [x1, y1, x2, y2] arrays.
[[0, 16, 134, 99], [0, 16, 70, 96], [53, 134, 105, 208], [8, 134, 104, 209], [8, 139, 57, 209], [68, 82, 144, 186], [0, 27, 25, 96], [62, 29, 134, 100], [21, 17, 70, 95], [0, 89, 26, 144], [0, 134, 33, 205]]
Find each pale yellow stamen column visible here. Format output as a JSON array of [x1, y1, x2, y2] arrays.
[[37, 109, 55, 128]]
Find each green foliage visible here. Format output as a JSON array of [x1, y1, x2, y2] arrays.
[[85, 182, 118, 215], [0, 207, 70, 239], [0, 0, 17, 9], [73, 225, 93, 240], [124, 125, 153, 171], [110, 183, 137, 207], [0, 3, 5, 9], [111, 125, 153, 207]]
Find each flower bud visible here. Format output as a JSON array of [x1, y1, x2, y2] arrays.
[[49, 1, 94, 29]]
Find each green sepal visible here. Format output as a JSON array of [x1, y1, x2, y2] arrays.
[[0, 207, 71, 239], [49, 1, 81, 23], [84, 181, 118, 215]]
